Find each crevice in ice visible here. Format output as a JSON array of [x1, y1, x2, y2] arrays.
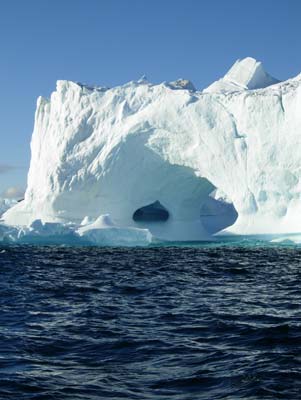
[[278, 94, 285, 114]]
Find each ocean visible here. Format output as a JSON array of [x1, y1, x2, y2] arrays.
[[0, 243, 300, 399]]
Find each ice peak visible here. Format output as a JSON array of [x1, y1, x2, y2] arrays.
[[204, 56, 280, 93], [224, 57, 279, 90], [138, 74, 148, 83]]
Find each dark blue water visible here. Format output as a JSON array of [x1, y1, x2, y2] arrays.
[[0, 245, 300, 399]]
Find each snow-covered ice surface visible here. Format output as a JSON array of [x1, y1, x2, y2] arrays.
[[2, 56, 301, 245]]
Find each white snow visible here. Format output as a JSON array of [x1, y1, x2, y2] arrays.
[[2, 57, 301, 244]]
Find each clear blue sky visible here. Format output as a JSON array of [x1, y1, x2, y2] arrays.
[[0, 0, 301, 197]]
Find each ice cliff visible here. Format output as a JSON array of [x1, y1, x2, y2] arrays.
[[3, 57, 301, 243]]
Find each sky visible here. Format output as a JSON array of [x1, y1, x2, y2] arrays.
[[0, 0, 301, 197]]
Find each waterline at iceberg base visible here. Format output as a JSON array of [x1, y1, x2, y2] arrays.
[[2, 57, 301, 246]]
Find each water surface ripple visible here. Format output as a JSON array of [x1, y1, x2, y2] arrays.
[[0, 245, 300, 399]]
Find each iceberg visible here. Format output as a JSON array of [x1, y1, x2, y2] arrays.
[[2, 57, 301, 244]]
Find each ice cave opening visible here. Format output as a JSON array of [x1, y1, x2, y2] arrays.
[[133, 201, 169, 223], [200, 195, 238, 234]]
